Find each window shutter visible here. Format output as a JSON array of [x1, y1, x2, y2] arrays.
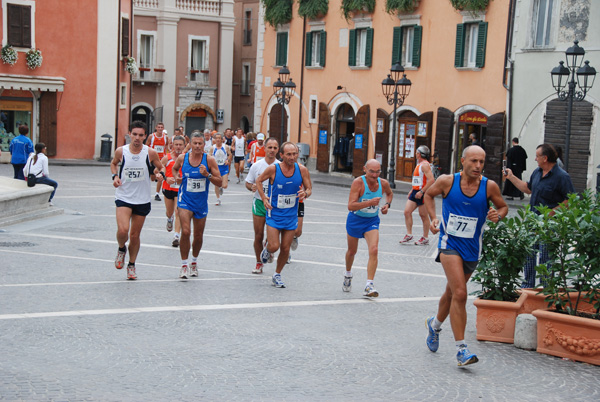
[[365, 28, 374, 67], [412, 25, 422, 68], [122, 18, 130, 57], [22, 6, 31, 48], [305, 32, 312, 67], [454, 24, 465, 68], [348, 29, 356, 66], [391, 26, 402, 65], [276, 32, 288, 66], [319, 31, 327, 67], [7, 4, 22, 46], [476, 22, 488, 68]]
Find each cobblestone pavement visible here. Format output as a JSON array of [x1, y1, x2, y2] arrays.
[[0, 164, 598, 401]]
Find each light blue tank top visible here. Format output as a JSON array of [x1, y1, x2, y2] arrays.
[[355, 176, 382, 218]]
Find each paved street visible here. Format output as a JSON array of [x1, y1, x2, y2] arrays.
[[0, 163, 598, 401]]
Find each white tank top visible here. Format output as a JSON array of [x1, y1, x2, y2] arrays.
[[115, 145, 152, 204], [234, 136, 245, 157]]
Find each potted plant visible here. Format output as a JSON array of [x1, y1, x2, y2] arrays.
[[532, 190, 600, 365], [262, 0, 293, 27], [471, 206, 539, 343], [1, 44, 18, 66], [450, 0, 491, 11], [385, 0, 419, 14], [125, 57, 138, 74], [298, 0, 329, 20], [341, 0, 375, 21], [25, 48, 43, 70]]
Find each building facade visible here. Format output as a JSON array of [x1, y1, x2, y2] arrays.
[[0, 0, 132, 161], [509, 0, 600, 191], [131, 0, 235, 138], [256, 0, 510, 184]]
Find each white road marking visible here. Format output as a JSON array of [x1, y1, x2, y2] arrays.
[[0, 277, 261, 288]]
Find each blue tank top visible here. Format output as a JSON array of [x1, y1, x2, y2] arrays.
[[355, 176, 382, 218], [439, 173, 488, 262], [178, 153, 210, 210], [268, 163, 303, 222]]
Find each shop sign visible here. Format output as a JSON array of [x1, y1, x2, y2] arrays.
[[318, 130, 327, 145], [459, 111, 487, 125], [0, 100, 32, 111], [355, 134, 363, 149]]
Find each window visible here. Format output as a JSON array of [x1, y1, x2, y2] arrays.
[[348, 28, 373, 67], [533, 0, 554, 47], [243, 10, 252, 45], [139, 34, 154, 68], [6, 3, 32, 48], [455, 22, 487, 68], [305, 30, 327, 67], [241, 64, 251, 95], [309, 95, 318, 124], [276, 32, 288, 66], [191, 39, 206, 70], [392, 25, 422, 68], [121, 18, 130, 57], [120, 84, 127, 109]]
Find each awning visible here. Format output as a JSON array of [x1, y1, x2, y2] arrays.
[[0, 74, 65, 92]]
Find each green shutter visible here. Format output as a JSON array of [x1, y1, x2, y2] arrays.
[[392, 26, 402, 65], [319, 31, 327, 67], [276, 32, 288, 66], [454, 24, 465, 68], [282, 32, 288, 66], [305, 32, 313, 67], [475, 22, 488, 68], [348, 29, 356, 66], [365, 28, 374, 67], [412, 25, 422, 68]]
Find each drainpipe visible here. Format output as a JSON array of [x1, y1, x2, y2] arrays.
[[297, 16, 307, 143], [115, 0, 123, 149], [128, 0, 133, 128], [503, 0, 516, 143]]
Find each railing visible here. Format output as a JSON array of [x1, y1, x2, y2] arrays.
[[133, 65, 165, 83], [188, 68, 209, 86], [134, 0, 222, 15], [133, 0, 159, 9]]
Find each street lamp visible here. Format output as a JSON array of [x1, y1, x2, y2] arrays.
[[273, 66, 296, 144], [550, 40, 596, 170], [381, 62, 412, 188]]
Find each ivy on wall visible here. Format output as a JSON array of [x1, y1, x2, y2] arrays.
[[262, 0, 293, 27], [298, 0, 329, 19]]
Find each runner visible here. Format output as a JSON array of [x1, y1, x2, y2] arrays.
[[343, 159, 393, 297], [256, 142, 312, 288], [111, 121, 166, 280], [210, 132, 232, 206], [245, 137, 280, 274], [232, 128, 246, 183], [148, 122, 170, 201], [172, 132, 222, 279], [249, 133, 266, 165], [424, 145, 507, 366], [161, 135, 186, 247]]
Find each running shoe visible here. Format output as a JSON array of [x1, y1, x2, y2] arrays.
[[166, 218, 174, 232], [237, 178, 241, 184], [220, 187, 224, 196], [252, 262, 263, 274], [127, 264, 137, 280], [115, 249, 126, 269], [287, 254, 291, 264], [363, 284, 379, 298], [272, 273, 286, 288], [415, 237, 429, 246], [216, 199, 221, 206], [456, 346, 479, 366], [190, 262, 198, 277], [426, 316, 442, 352], [291, 236, 299, 251], [342, 274, 353, 292], [155, 194, 161, 201], [172, 237, 180, 247], [399, 234, 414, 244], [261, 247, 274, 264], [179, 264, 189, 279]]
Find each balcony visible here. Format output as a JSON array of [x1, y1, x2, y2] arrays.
[[188, 68, 210, 86], [132, 65, 164, 84], [134, 0, 222, 16]]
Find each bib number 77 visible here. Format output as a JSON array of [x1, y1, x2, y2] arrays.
[[446, 213, 478, 238]]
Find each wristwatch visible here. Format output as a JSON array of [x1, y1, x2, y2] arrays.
[[207, 173, 213, 179], [112, 173, 118, 180]]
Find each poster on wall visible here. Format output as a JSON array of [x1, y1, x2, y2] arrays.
[[355, 134, 363, 149], [319, 130, 327, 144], [418, 122, 427, 137], [375, 152, 383, 165], [376, 118, 384, 133], [405, 138, 415, 158]]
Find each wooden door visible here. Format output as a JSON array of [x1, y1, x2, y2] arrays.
[[316, 102, 330, 172], [352, 105, 370, 177], [39, 92, 57, 156], [269, 104, 287, 145], [484, 112, 506, 187], [375, 108, 389, 179], [434, 107, 455, 175], [396, 120, 417, 181]]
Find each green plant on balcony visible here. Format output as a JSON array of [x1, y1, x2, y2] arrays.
[[262, 0, 293, 28], [341, 0, 375, 21], [298, 0, 329, 19], [385, 0, 419, 14], [1, 44, 17, 66], [450, 0, 491, 11]]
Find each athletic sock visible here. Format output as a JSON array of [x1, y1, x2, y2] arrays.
[[432, 317, 443, 330], [345, 271, 353, 278], [191, 256, 198, 264], [366, 280, 374, 287], [181, 260, 188, 267], [174, 232, 180, 239], [118, 246, 126, 252], [128, 262, 135, 267], [456, 340, 466, 350]]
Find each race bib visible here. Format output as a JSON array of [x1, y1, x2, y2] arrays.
[[170, 182, 180, 189], [155, 145, 164, 153], [446, 213, 478, 238], [262, 182, 269, 195], [412, 176, 422, 187], [123, 167, 145, 182], [360, 204, 379, 214], [277, 194, 296, 209], [186, 178, 206, 193]]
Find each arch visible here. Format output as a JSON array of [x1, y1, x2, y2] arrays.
[[180, 103, 216, 121], [454, 104, 492, 119], [131, 101, 154, 112]]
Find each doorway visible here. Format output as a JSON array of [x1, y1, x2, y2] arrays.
[[269, 104, 288, 145], [455, 111, 488, 171], [332, 104, 355, 173]]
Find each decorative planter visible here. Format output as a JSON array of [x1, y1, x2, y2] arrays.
[[519, 289, 598, 315], [474, 292, 527, 344], [532, 309, 600, 365]]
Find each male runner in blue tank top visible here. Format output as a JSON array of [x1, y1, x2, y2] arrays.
[[343, 159, 393, 298], [423, 145, 507, 366], [255, 142, 312, 288]]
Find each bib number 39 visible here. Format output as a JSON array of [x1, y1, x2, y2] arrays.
[[186, 178, 206, 192], [446, 213, 478, 238]]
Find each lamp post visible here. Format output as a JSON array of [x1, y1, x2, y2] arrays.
[[273, 66, 296, 145], [550, 40, 596, 170], [381, 62, 412, 189]]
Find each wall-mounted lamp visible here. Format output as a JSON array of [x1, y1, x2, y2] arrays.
[[336, 85, 344, 90], [195, 89, 203, 101]]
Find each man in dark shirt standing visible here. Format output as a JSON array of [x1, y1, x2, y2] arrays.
[[504, 143, 574, 288], [502, 138, 528, 200]]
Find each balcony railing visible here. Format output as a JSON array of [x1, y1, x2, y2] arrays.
[[133, 65, 164, 83], [134, 0, 222, 16], [188, 68, 209, 86]]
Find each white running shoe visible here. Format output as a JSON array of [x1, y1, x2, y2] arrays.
[[363, 284, 379, 298], [179, 265, 189, 279], [115, 249, 126, 269], [399, 234, 414, 244], [415, 236, 429, 246], [190, 262, 198, 277], [291, 236, 299, 251], [166, 218, 174, 232], [343, 274, 353, 292]]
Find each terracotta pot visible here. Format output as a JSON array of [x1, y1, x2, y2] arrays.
[[519, 289, 598, 315], [474, 292, 527, 343], [532, 309, 600, 365]]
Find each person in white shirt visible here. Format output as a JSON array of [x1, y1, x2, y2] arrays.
[[23, 143, 58, 204]]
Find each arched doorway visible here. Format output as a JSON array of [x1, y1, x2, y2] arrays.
[[240, 116, 250, 133], [132, 105, 152, 129], [455, 110, 488, 171], [332, 103, 355, 173], [269, 104, 287, 145]]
